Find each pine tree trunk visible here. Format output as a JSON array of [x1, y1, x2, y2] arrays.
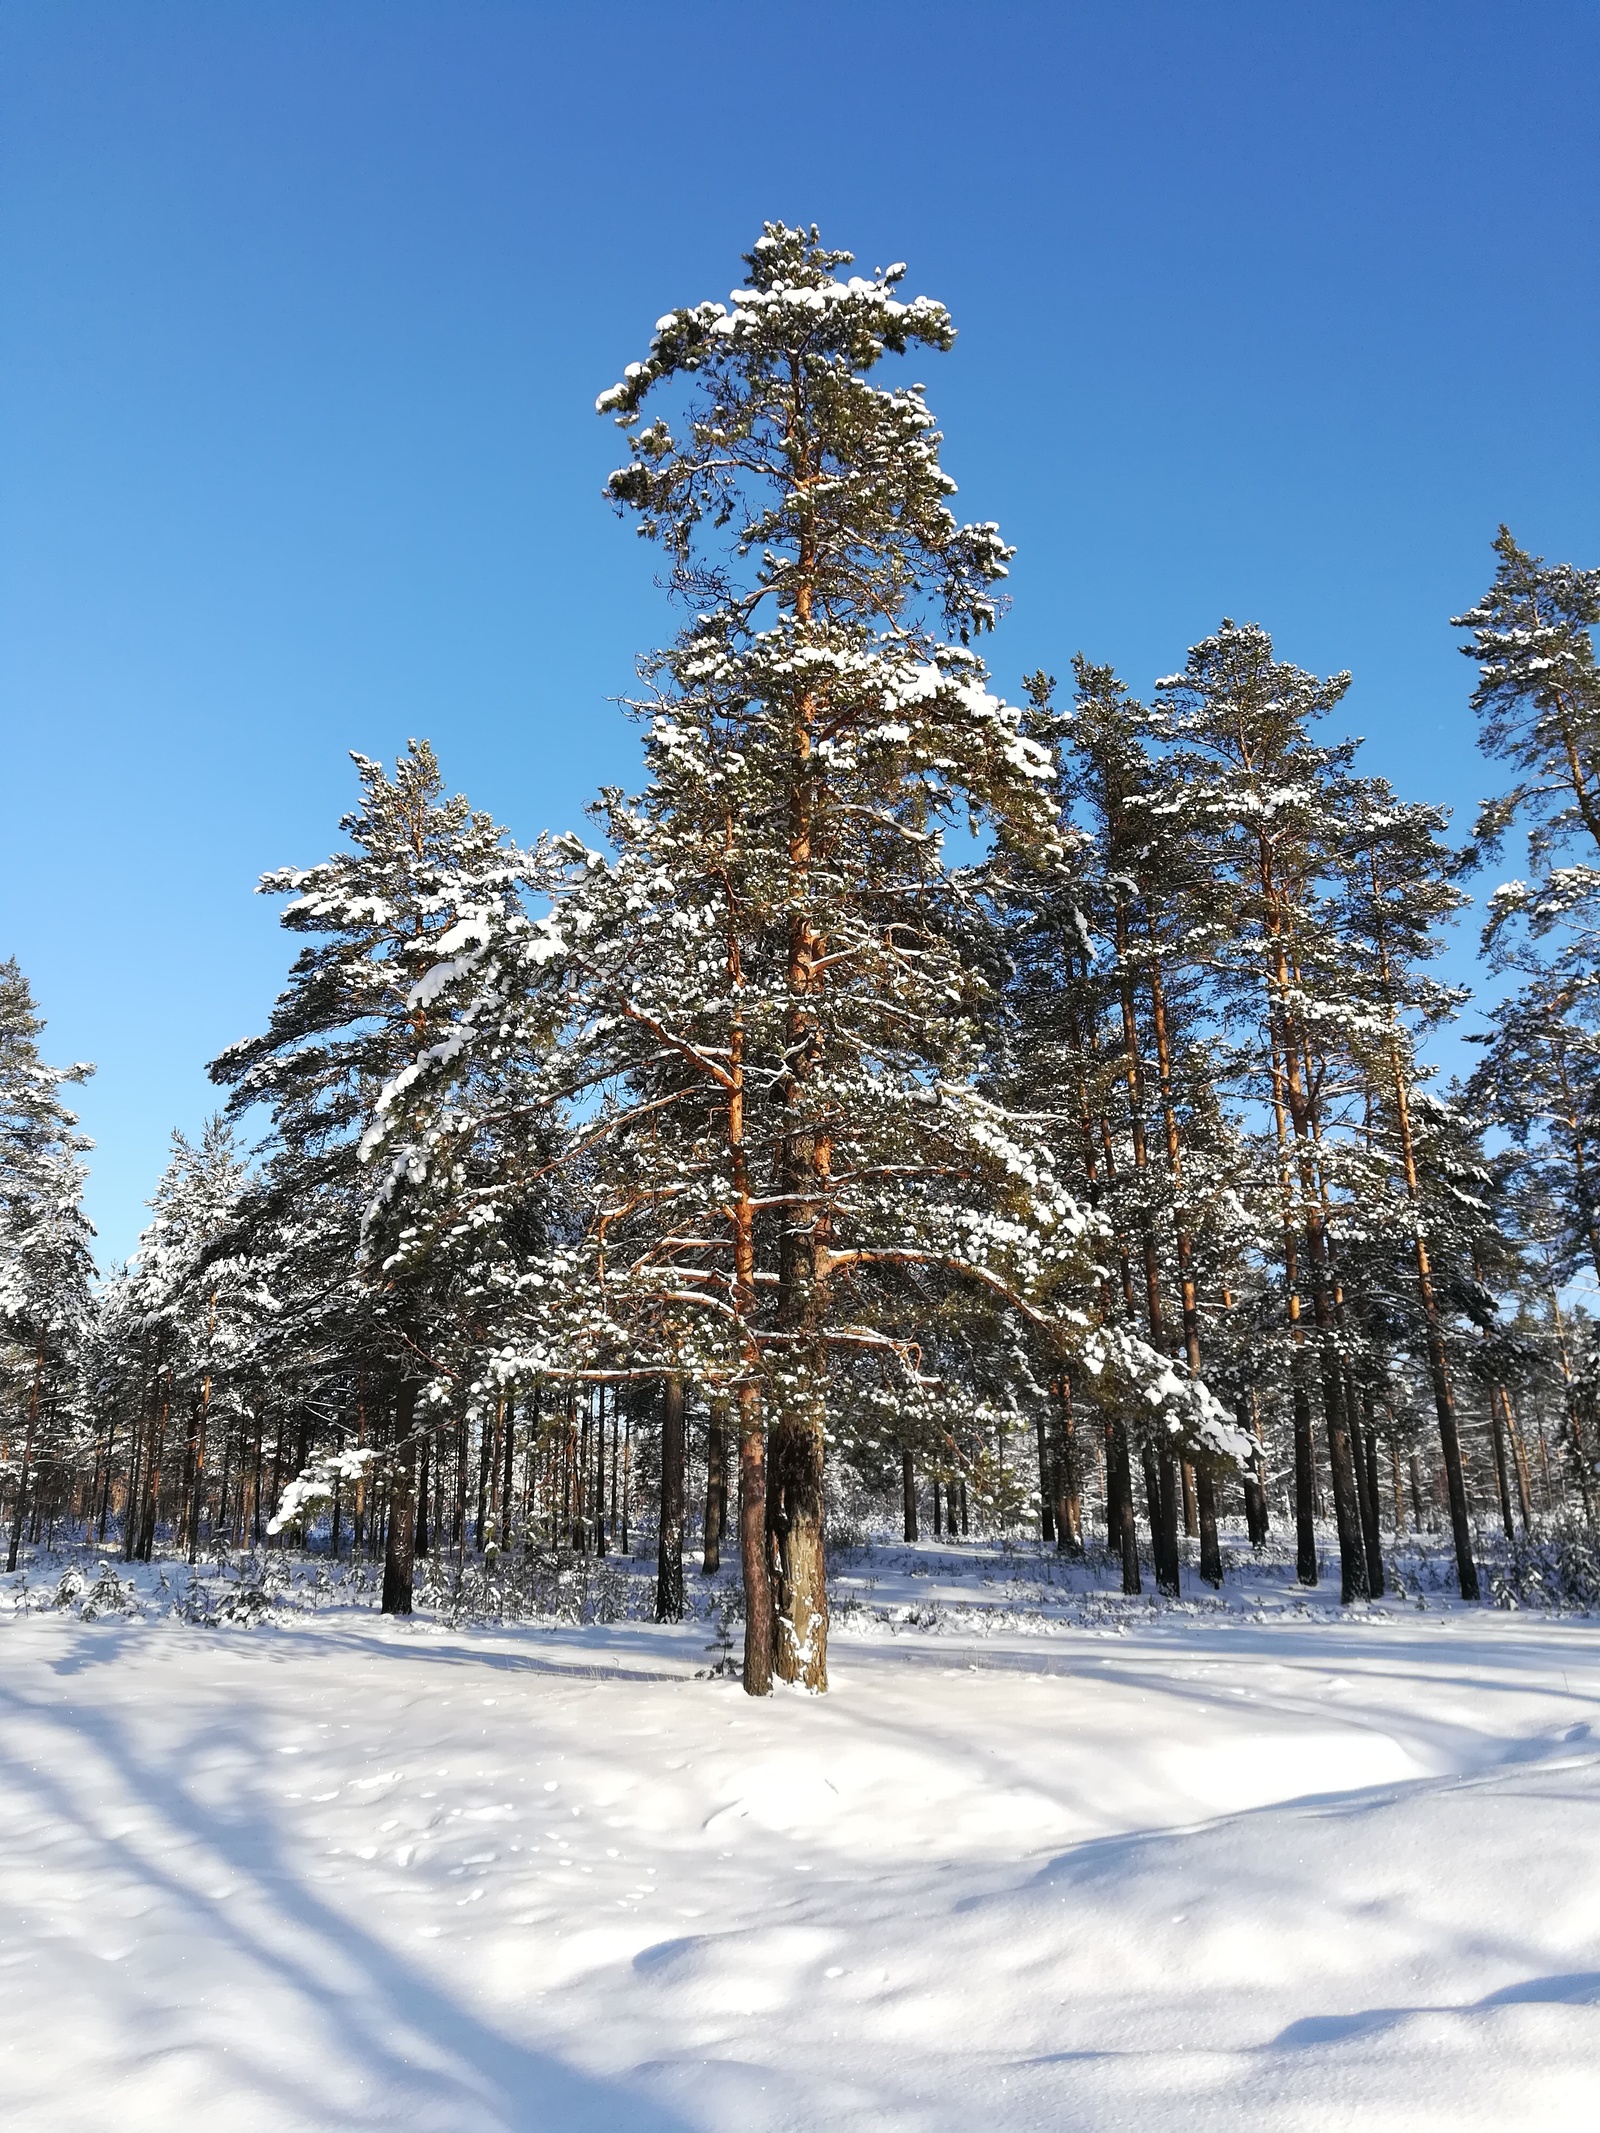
[[737, 1385, 772, 1696], [381, 1383, 418, 1616], [1487, 1385, 1516, 1544], [1107, 1420, 1141, 1593], [703, 1397, 726, 1575], [1500, 1386, 1533, 1531], [1373, 940, 1479, 1597], [1196, 1464, 1222, 1585], [141, 1399, 168, 1562], [1243, 1395, 1270, 1545], [96, 1421, 117, 1545], [1353, 1390, 1385, 1598], [1424, 1315, 1480, 1597], [1293, 1154, 1367, 1601], [6, 1345, 40, 1574], [770, 1403, 828, 1690], [477, 1406, 495, 1553], [1292, 1371, 1318, 1585], [655, 1375, 686, 1623], [1052, 1381, 1084, 1555], [1034, 1416, 1055, 1543], [902, 1448, 919, 1543], [1157, 1442, 1181, 1596]]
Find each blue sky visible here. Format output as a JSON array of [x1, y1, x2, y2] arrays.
[[2, 1, 1597, 1265]]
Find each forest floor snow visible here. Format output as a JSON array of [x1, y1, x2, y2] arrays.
[[0, 1537, 1597, 2130]]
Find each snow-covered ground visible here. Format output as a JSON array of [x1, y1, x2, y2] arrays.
[[1, 1538, 1597, 2130]]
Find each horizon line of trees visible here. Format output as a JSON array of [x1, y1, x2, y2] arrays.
[[5, 225, 1600, 1694]]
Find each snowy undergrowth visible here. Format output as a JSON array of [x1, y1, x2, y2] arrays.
[[1, 1534, 1597, 2131], [9, 1518, 1585, 1645]]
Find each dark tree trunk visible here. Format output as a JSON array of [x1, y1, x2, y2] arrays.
[[1354, 1392, 1385, 1597], [1243, 1400, 1270, 1546], [902, 1448, 919, 1542], [1487, 1386, 1516, 1544], [6, 1433, 33, 1574], [1155, 1443, 1181, 1597], [702, 1398, 726, 1574], [124, 1409, 146, 1562], [477, 1408, 495, 1553], [655, 1375, 686, 1623], [1052, 1384, 1084, 1556], [96, 1421, 117, 1545], [737, 1388, 772, 1695], [1196, 1463, 1222, 1586], [1107, 1419, 1141, 1595], [381, 1383, 418, 1616], [1035, 1416, 1055, 1543], [1291, 1371, 1318, 1585]]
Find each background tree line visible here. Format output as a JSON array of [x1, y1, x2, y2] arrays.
[[4, 227, 1598, 1693]]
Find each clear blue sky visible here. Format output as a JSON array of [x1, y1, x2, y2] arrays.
[[2, 1, 1596, 1266]]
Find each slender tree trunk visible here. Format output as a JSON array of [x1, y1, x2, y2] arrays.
[[1157, 1443, 1181, 1595], [737, 1384, 772, 1695], [902, 1448, 919, 1543], [1243, 1389, 1270, 1545], [1195, 1464, 1222, 1586], [381, 1384, 419, 1615], [125, 1375, 150, 1561], [621, 1401, 631, 1554], [6, 1344, 42, 1574], [1052, 1380, 1083, 1556], [1107, 1420, 1141, 1594], [1267, 1027, 1318, 1587], [702, 1397, 726, 1575], [607, 1396, 618, 1546], [1034, 1417, 1054, 1543], [96, 1420, 117, 1545], [1371, 902, 1478, 1597], [1353, 1386, 1385, 1598], [1487, 1385, 1516, 1545], [1500, 1386, 1533, 1532], [141, 1396, 168, 1562], [1292, 1372, 1318, 1584], [655, 1375, 686, 1623]]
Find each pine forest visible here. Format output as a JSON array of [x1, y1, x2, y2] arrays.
[[7, 228, 1600, 1693]]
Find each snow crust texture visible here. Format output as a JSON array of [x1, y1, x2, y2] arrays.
[[1, 1600, 1596, 2130]]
